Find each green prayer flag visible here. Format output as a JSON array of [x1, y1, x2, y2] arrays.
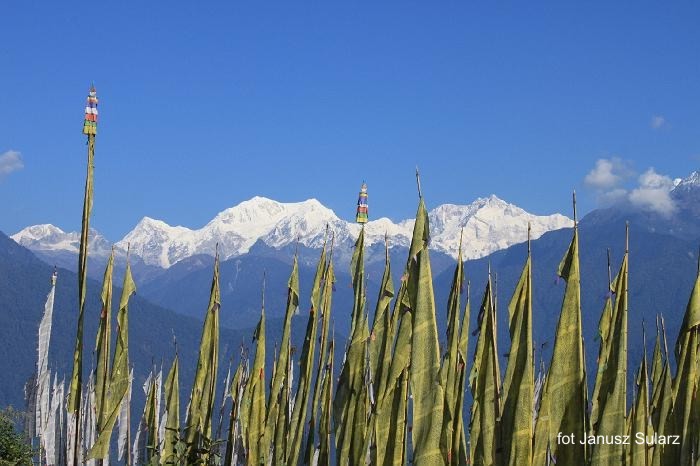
[[333, 228, 370, 466], [271, 344, 291, 465], [370, 240, 395, 398], [532, 226, 588, 465], [376, 196, 430, 466], [318, 340, 335, 466], [87, 261, 136, 460], [362, 240, 395, 464], [402, 197, 446, 465], [452, 288, 471, 466], [469, 275, 501, 466], [650, 362, 673, 466], [184, 254, 220, 462], [243, 305, 267, 465], [224, 361, 245, 466], [589, 249, 628, 466], [93, 251, 114, 439], [650, 327, 663, 405], [307, 248, 336, 465], [439, 242, 464, 465], [264, 256, 299, 461], [629, 346, 651, 466], [161, 354, 180, 465], [501, 250, 534, 466], [671, 273, 700, 464], [287, 243, 327, 466], [144, 370, 160, 463]]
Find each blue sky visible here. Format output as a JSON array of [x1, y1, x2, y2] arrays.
[[1, 2, 699, 239]]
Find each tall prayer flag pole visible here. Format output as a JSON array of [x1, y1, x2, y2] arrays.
[[68, 85, 98, 466]]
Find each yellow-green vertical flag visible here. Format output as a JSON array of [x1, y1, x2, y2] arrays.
[[590, 292, 613, 419], [590, 239, 629, 466], [243, 303, 267, 465], [629, 339, 651, 466], [650, 326, 673, 466], [93, 251, 114, 442], [469, 273, 501, 466], [650, 324, 663, 405], [501, 240, 534, 466], [374, 366, 409, 466], [145, 370, 160, 463], [532, 221, 588, 465], [317, 256, 335, 386], [287, 242, 327, 465], [452, 286, 471, 466], [370, 237, 395, 398], [409, 235, 445, 464], [318, 339, 335, 466], [184, 253, 220, 462], [271, 344, 291, 465], [224, 361, 245, 466], [265, 256, 299, 462], [376, 193, 430, 466], [304, 237, 331, 461], [671, 267, 700, 465], [362, 238, 394, 464], [439, 236, 464, 465], [161, 354, 180, 465], [333, 227, 370, 466], [87, 260, 136, 460], [68, 87, 98, 466], [307, 244, 335, 465], [627, 388, 636, 466]]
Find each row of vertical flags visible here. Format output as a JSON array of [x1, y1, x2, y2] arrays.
[[28, 86, 700, 466], [217, 180, 700, 466]]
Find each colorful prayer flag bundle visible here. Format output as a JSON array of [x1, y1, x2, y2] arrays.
[[83, 87, 98, 135], [356, 182, 368, 223]]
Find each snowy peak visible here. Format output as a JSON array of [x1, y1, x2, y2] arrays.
[[12, 224, 67, 245], [110, 198, 347, 268], [11, 224, 112, 256], [211, 196, 289, 227], [119, 217, 196, 268], [12, 195, 572, 268], [672, 171, 700, 192], [257, 200, 346, 250], [428, 196, 571, 259]]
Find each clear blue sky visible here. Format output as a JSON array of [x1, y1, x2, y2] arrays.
[[1, 2, 699, 239]]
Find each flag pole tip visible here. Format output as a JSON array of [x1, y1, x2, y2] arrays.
[[527, 222, 531, 254], [415, 167, 423, 199]]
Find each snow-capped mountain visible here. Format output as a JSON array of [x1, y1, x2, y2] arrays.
[[672, 170, 700, 194], [12, 195, 572, 268], [427, 196, 572, 259], [11, 224, 113, 256]]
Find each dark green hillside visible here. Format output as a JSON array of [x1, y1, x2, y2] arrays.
[[0, 230, 252, 414]]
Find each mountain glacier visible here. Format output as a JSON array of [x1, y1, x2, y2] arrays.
[[12, 195, 572, 268]]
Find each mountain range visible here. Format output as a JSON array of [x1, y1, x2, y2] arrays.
[[12, 195, 572, 270], [10, 194, 572, 331]]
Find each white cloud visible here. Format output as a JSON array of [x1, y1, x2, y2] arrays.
[[651, 115, 666, 129], [599, 188, 629, 206], [584, 157, 633, 190], [628, 168, 677, 215], [584, 159, 678, 215], [0, 150, 24, 180]]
